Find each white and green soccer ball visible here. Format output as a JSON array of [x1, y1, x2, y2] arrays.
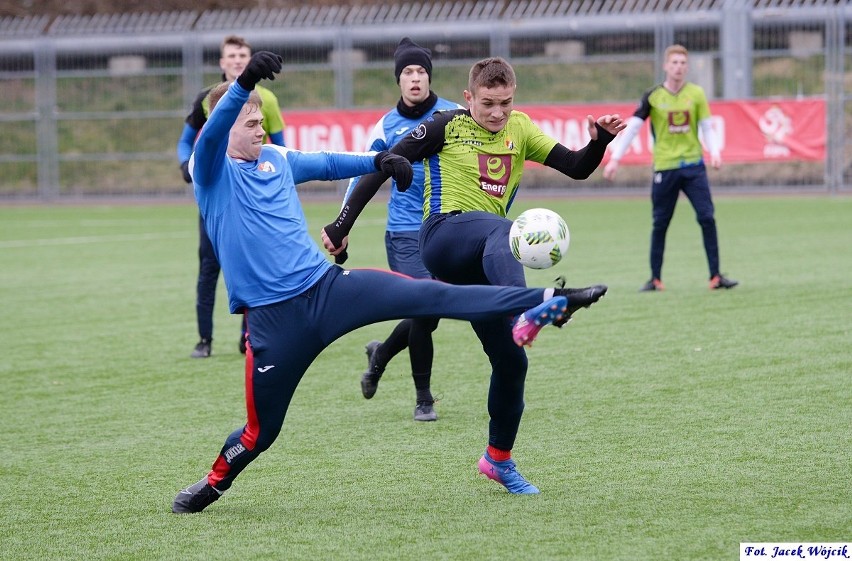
[[509, 208, 570, 269]]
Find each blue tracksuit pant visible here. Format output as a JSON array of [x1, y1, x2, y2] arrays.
[[208, 266, 546, 490], [650, 163, 720, 280]]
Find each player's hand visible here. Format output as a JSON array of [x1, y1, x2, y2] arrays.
[[375, 151, 413, 192], [603, 159, 619, 181], [710, 153, 722, 169], [588, 114, 626, 139], [180, 161, 192, 184], [321, 226, 348, 255], [236, 51, 283, 91]]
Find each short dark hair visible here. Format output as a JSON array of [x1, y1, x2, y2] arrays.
[[468, 57, 516, 92], [221, 35, 251, 55]]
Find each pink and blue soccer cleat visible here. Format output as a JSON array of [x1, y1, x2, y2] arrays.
[[511, 296, 568, 347], [478, 451, 540, 494]]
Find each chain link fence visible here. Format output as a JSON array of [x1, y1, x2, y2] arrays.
[[0, 0, 848, 199]]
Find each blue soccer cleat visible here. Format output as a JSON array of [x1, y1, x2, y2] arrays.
[[511, 296, 568, 347], [478, 451, 540, 494]]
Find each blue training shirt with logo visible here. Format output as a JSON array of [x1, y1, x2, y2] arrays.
[[190, 81, 380, 313]]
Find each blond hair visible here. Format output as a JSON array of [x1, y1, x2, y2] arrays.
[[664, 44, 689, 61], [208, 82, 262, 112]]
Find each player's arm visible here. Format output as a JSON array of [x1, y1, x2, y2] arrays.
[[281, 148, 391, 184], [177, 90, 209, 183], [267, 130, 285, 146], [192, 84, 249, 188], [391, 109, 453, 169], [696, 89, 721, 169], [543, 117, 623, 180], [320, 151, 412, 255], [343, 117, 389, 204], [602, 115, 645, 180], [698, 117, 721, 169], [604, 91, 653, 179], [260, 91, 286, 147], [177, 123, 199, 183], [194, 52, 282, 188], [321, 111, 449, 254], [324, 122, 390, 264], [192, 94, 238, 187]]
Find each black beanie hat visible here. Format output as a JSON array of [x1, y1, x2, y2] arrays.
[[394, 37, 433, 83]]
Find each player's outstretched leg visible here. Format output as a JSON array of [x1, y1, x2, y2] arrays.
[[360, 340, 385, 399], [478, 451, 540, 494], [172, 477, 223, 513], [512, 284, 608, 346]]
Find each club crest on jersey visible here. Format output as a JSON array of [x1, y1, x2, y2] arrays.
[[258, 160, 276, 172], [411, 123, 427, 140], [667, 110, 691, 134], [504, 138, 515, 150], [478, 154, 511, 198]]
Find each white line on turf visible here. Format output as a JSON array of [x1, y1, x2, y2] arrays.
[[0, 231, 193, 249]]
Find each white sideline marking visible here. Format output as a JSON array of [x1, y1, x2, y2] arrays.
[[0, 231, 193, 249], [0, 217, 387, 249]]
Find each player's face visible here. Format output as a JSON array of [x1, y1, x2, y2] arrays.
[[399, 65, 430, 107], [228, 103, 265, 161], [465, 84, 515, 133], [220, 45, 252, 82], [664, 53, 688, 83]]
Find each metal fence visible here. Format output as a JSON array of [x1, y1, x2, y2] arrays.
[[0, 0, 848, 199]]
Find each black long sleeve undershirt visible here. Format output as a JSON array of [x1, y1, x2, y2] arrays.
[[326, 122, 617, 250], [324, 168, 388, 250], [543, 123, 616, 179]]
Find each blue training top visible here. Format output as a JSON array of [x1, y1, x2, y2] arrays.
[[190, 81, 380, 312], [344, 96, 460, 232]]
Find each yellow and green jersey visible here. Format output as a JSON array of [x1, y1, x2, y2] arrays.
[[392, 109, 558, 219], [330, 108, 614, 246], [635, 82, 711, 171]]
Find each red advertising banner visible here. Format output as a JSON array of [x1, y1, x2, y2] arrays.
[[281, 98, 825, 164]]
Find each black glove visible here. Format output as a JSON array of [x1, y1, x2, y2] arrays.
[[334, 249, 348, 265], [236, 51, 283, 91], [374, 151, 413, 192], [179, 161, 192, 184]]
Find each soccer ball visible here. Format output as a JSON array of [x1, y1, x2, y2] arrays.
[[509, 208, 570, 269]]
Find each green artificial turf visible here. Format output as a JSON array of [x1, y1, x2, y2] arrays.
[[0, 195, 849, 560]]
